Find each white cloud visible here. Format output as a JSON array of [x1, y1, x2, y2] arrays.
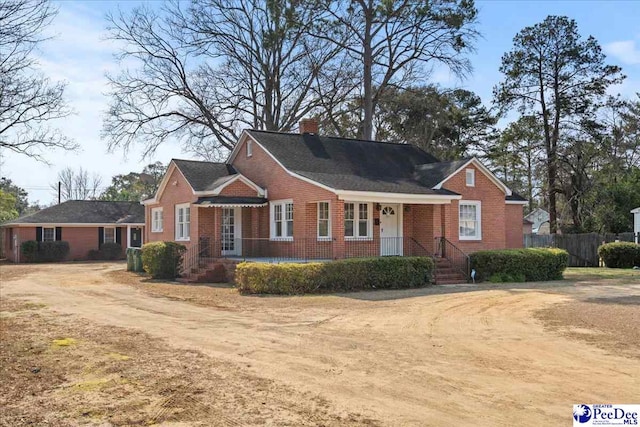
[[1, 1, 188, 205], [604, 40, 640, 65]]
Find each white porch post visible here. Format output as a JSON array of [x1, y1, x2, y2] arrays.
[[126, 225, 131, 248]]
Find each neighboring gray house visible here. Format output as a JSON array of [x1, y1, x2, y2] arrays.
[[524, 208, 550, 234]]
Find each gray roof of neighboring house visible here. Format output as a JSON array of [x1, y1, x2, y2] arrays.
[[172, 159, 236, 192], [506, 193, 527, 202], [2, 200, 145, 225], [246, 130, 458, 196]]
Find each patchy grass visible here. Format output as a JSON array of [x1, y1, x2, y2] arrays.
[[564, 267, 640, 283], [51, 337, 77, 348], [0, 299, 377, 426]]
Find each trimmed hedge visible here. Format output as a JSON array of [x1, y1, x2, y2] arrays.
[[598, 242, 640, 268], [235, 256, 434, 295], [87, 242, 124, 261], [470, 248, 568, 282], [141, 241, 186, 279], [20, 240, 70, 263]]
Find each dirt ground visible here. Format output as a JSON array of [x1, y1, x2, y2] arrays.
[[1, 262, 639, 426]]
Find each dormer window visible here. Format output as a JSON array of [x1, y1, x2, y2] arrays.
[[466, 169, 475, 187], [246, 140, 253, 157]]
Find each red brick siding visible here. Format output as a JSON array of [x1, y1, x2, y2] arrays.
[[440, 164, 509, 253], [219, 179, 259, 197], [145, 164, 199, 250], [2, 225, 137, 262], [505, 204, 525, 248]]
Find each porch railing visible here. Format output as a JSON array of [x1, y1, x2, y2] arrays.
[[434, 237, 470, 280], [181, 236, 435, 277]]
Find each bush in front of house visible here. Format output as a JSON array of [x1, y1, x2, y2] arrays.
[[470, 248, 568, 282], [20, 240, 70, 262], [597, 242, 640, 268], [141, 241, 186, 279], [235, 256, 434, 295], [86, 243, 124, 261]]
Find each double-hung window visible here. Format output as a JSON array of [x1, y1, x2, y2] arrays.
[[317, 202, 330, 240], [175, 203, 191, 241], [43, 227, 55, 242], [104, 227, 116, 243], [459, 201, 481, 240], [271, 200, 293, 240], [344, 202, 371, 239], [151, 208, 163, 232], [466, 169, 475, 187]]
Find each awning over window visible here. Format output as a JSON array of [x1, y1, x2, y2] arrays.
[[194, 196, 268, 208]]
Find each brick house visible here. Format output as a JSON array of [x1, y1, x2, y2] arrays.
[[1, 200, 144, 262], [143, 119, 527, 280]]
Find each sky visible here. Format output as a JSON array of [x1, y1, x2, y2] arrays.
[[1, 0, 639, 206]]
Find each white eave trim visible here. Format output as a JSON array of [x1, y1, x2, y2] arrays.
[[631, 207, 640, 213], [193, 173, 266, 197], [506, 200, 529, 205], [197, 202, 268, 208], [336, 190, 461, 204], [433, 158, 513, 196]]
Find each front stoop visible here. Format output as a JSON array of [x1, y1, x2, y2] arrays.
[[178, 259, 240, 284], [434, 257, 467, 285]]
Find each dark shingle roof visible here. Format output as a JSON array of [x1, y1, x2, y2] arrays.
[[506, 193, 527, 202], [246, 130, 457, 195], [172, 159, 236, 192], [2, 200, 144, 225], [413, 159, 470, 188]]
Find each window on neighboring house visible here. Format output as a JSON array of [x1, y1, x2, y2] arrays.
[[270, 200, 293, 239], [43, 227, 55, 242], [175, 204, 191, 240], [152, 208, 163, 232], [104, 227, 116, 244], [459, 201, 481, 240], [466, 169, 475, 187], [317, 202, 330, 239], [344, 202, 371, 238], [246, 140, 253, 157]]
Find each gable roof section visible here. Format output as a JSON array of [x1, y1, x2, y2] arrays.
[[172, 159, 236, 192], [2, 200, 144, 226], [240, 130, 458, 196], [430, 158, 512, 196]]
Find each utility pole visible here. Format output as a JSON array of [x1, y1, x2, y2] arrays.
[[58, 181, 61, 204]]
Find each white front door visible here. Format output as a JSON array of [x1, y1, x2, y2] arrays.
[[221, 207, 242, 256], [379, 204, 402, 256]]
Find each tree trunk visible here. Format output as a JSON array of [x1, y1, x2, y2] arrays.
[[361, 2, 373, 140]]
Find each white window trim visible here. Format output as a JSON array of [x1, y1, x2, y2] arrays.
[[151, 207, 163, 232], [43, 226, 56, 242], [175, 203, 191, 241], [317, 201, 331, 241], [466, 169, 475, 187], [344, 202, 373, 240], [103, 226, 116, 244], [459, 200, 482, 241], [270, 199, 294, 241], [246, 140, 253, 157]]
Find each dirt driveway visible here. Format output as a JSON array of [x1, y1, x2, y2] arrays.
[[1, 262, 639, 426]]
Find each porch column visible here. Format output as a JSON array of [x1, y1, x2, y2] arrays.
[[126, 225, 131, 248], [332, 200, 345, 259]]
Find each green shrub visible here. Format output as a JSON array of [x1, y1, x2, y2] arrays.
[[597, 242, 640, 268], [470, 248, 568, 282], [235, 256, 434, 295], [99, 242, 123, 260], [141, 241, 186, 279], [87, 249, 101, 260], [20, 240, 39, 262], [20, 240, 70, 262]]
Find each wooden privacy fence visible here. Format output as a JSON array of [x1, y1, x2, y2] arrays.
[[523, 232, 639, 267]]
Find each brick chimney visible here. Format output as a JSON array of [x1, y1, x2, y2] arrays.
[[299, 118, 319, 134]]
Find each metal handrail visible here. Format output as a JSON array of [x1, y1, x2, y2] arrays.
[[435, 237, 470, 280]]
